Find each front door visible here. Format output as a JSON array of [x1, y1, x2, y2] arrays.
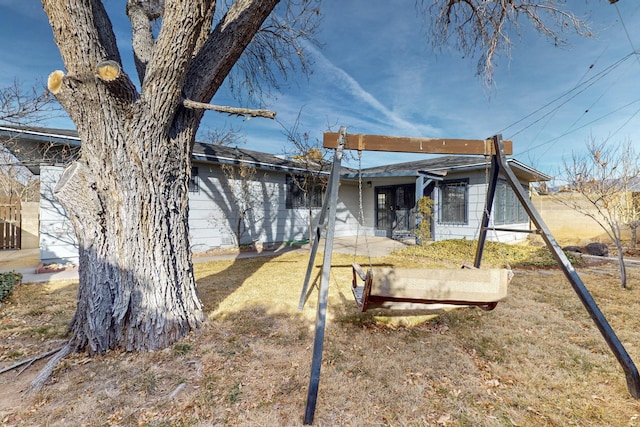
[[375, 184, 415, 237], [376, 187, 393, 236]]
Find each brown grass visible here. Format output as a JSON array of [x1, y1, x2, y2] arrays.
[[2, 248, 640, 426]]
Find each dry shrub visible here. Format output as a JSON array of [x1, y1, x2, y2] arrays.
[[1, 249, 640, 426]]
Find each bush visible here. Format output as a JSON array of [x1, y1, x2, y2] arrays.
[[415, 197, 434, 244], [0, 271, 22, 303]]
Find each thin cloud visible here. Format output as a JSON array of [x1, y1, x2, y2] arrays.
[[302, 41, 439, 137]]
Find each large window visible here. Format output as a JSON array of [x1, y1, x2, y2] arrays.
[[286, 175, 323, 209], [439, 180, 468, 224], [493, 180, 528, 225]]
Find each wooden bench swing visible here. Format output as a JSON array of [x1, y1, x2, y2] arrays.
[[297, 128, 640, 425], [350, 262, 510, 312]]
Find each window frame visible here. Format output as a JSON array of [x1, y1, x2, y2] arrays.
[[438, 179, 468, 225], [286, 175, 324, 209], [493, 179, 529, 225]]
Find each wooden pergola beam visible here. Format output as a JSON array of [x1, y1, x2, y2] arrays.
[[323, 132, 513, 155]]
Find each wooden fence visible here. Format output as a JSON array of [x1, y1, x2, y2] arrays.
[[0, 197, 21, 250]]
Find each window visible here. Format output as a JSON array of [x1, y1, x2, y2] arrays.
[[439, 180, 467, 224], [286, 175, 323, 209], [188, 166, 199, 193], [493, 180, 528, 225]]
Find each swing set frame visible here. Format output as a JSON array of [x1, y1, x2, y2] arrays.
[[298, 127, 640, 425]]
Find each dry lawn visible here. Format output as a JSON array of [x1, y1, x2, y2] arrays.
[[2, 247, 640, 426]]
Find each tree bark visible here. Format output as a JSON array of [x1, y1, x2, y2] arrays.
[[53, 129, 204, 353], [614, 240, 627, 289]]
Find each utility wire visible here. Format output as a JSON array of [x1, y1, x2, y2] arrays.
[[499, 52, 635, 138], [518, 96, 640, 156], [615, 3, 640, 69]]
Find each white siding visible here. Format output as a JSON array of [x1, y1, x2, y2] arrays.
[[38, 162, 361, 263], [189, 163, 330, 251], [432, 170, 530, 243], [335, 182, 368, 237], [40, 166, 79, 263], [37, 164, 530, 263]]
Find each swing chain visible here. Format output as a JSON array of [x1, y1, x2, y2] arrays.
[[355, 149, 373, 270]]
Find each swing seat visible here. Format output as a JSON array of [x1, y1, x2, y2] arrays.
[[352, 263, 510, 312]]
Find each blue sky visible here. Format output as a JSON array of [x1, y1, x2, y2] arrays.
[[0, 1, 639, 176]]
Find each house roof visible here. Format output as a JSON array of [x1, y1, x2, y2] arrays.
[[344, 155, 551, 182], [0, 125, 328, 176], [191, 142, 329, 175], [0, 125, 550, 182]]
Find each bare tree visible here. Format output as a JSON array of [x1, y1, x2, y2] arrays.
[[0, 148, 39, 202], [561, 138, 640, 288], [0, 80, 57, 125], [424, 0, 590, 86], [281, 113, 331, 245], [0, 80, 61, 202]]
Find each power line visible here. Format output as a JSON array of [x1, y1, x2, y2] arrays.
[[499, 52, 635, 138], [517, 96, 640, 156], [614, 3, 640, 69]]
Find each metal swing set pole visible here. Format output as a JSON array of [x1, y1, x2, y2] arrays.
[[299, 130, 640, 425], [474, 134, 640, 399], [298, 126, 346, 425]]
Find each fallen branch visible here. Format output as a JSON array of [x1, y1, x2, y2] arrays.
[[0, 346, 63, 376], [28, 343, 73, 394], [182, 99, 276, 119]]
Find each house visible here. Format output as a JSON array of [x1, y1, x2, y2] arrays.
[[350, 155, 551, 242], [0, 125, 550, 264]]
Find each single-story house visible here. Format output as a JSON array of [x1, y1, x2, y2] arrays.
[[0, 125, 550, 264]]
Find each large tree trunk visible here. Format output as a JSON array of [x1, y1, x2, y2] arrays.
[[54, 124, 204, 353], [41, 0, 279, 353]]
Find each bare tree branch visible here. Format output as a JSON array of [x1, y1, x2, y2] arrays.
[[182, 99, 276, 119], [422, 0, 591, 86], [126, 0, 163, 82], [0, 80, 58, 125]]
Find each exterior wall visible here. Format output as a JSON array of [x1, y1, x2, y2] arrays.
[[432, 170, 530, 243], [37, 164, 533, 263], [532, 193, 607, 244], [336, 181, 369, 237], [40, 166, 78, 263], [38, 162, 361, 263], [20, 201, 39, 249], [189, 162, 350, 251]]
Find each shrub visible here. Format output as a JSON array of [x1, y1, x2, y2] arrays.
[[415, 197, 434, 244], [0, 271, 22, 303]]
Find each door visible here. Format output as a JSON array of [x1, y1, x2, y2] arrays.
[[375, 187, 393, 237], [375, 185, 415, 237]]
